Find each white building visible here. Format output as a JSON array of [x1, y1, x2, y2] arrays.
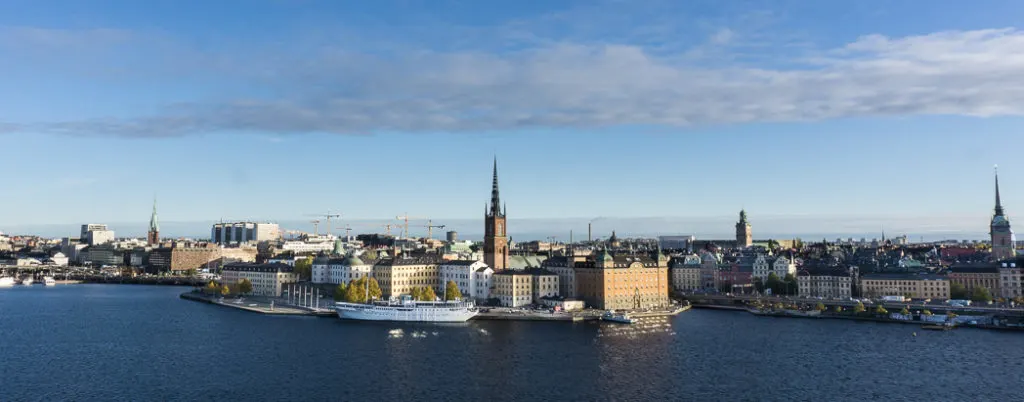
[[438, 260, 488, 300], [670, 254, 702, 292], [281, 240, 334, 254], [221, 262, 298, 297], [752, 254, 797, 281], [211, 222, 281, 245], [311, 255, 373, 285], [797, 267, 854, 299], [81, 224, 115, 246], [473, 266, 495, 302]]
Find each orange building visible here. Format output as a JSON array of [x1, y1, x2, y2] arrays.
[[574, 250, 669, 311]]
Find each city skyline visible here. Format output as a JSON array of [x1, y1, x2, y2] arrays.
[[3, 1, 1024, 232]]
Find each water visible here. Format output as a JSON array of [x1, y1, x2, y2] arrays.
[[2, 285, 1024, 401]]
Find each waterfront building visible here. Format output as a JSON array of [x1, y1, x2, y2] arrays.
[[372, 256, 441, 299], [483, 158, 509, 271], [991, 168, 1016, 261], [492, 268, 559, 307], [542, 254, 585, 298], [736, 210, 752, 248], [81, 224, 115, 246], [797, 266, 853, 299], [211, 222, 281, 245], [948, 265, 1000, 296], [147, 242, 221, 273], [221, 262, 298, 297], [439, 260, 488, 300], [86, 244, 122, 266], [752, 254, 797, 282], [539, 297, 585, 311], [669, 254, 702, 292], [998, 260, 1023, 298], [699, 252, 720, 290], [574, 250, 669, 310], [473, 266, 495, 302], [718, 257, 754, 293], [312, 255, 373, 285], [859, 273, 950, 299], [280, 239, 334, 254], [147, 199, 159, 246]]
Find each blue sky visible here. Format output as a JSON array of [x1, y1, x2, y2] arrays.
[[3, 0, 1024, 240]]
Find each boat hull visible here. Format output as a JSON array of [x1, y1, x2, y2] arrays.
[[335, 303, 478, 322]]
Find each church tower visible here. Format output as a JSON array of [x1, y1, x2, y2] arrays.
[[147, 198, 160, 246], [484, 158, 508, 271], [991, 167, 1016, 261], [736, 209, 752, 248]]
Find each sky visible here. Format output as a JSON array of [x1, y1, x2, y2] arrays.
[[3, 0, 1024, 240]]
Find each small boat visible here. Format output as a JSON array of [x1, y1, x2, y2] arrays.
[[0, 277, 15, 287], [921, 323, 954, 331], [43, 276, 56, 286], [20, 277, 33, 286], [601, 311, 634, 324]]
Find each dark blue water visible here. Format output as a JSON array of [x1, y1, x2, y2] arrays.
[[2, 285, 1023, 401]]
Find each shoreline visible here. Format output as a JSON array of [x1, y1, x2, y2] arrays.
[[692, 302, 1024, 331]]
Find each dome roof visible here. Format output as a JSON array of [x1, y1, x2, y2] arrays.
[[345, 256, 365, 266]]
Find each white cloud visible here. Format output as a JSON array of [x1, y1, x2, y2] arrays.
[[6, 25, 1024, 137]]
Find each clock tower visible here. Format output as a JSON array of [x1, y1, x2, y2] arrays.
[[484, 158, 508, 271]]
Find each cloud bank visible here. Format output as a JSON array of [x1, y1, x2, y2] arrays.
[[5, 24, 1024, 137]]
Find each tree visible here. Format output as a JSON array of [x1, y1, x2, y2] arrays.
[[186, 268, 198, 277], [411, 287, 423, 301], [970, 286, 993, 303], [752, 277, 765, 293], [766, 273, 784, 295], [345, 280, 367, 303], [767, 239, 780, 250], [334, 283, 348, 301], [294, 256, 314, 281], [445, 280, 462, 301], [875, 305, 888, 315], [362, 249, 379, 261], [783, 273, 798, 296], [947, 312, 958, 320], [815, 302, 826, 312], [853, 302, 866, 313], [205, 281, 219, 295], [950, 282, 968, 300], [922, 309, 933, 316], [367, 277, 382, 300], [1015, 297, 1024, 305], [219, 284, 231, 297], [772, 302, 784, 310], [833, 305, 843, 313], [237, 278, 253, 295], [900, 307, 910, 315], [422, 286, 437, 301]]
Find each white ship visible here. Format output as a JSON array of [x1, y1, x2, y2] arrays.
[[21, 277, 33, 286], [0, 277, 15, 287], [335, 296, 478, 322], [43, 276, 56, 286]]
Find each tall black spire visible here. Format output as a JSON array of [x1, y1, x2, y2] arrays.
[[489, 157, 503, 217], [995, 165, 1005, 217]]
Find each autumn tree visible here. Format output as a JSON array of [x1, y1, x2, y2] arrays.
[[367, 277, 382, 301], [220, 284, 231, 297], [815, 302, 826, 312], [422, 286, 437, 301], [334, 283, 348, 301], [445, 280, 462, 301], [294, 256, 314, 281], [237, 278, 253, 295], [853, 302, 866, 313]]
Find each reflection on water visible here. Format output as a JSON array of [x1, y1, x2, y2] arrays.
[[596, 316, 676, 339]]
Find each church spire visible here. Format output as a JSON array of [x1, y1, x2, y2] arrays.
[[489, 156, 502, 217], [149, 198, 159, 232], [995, 165, 1005, 217]]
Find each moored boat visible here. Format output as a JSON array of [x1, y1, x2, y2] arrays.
[[601, 311, 634, 324], [0, 277, 15, 287], [43, 276, 56, 286], [922, 323, 954, 331], [20, 277, 33, 286], [335, 296, 478, 322]]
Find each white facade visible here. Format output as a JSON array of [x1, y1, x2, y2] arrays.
[[221, 263, 299, 297], [49, 252, 69, 267], [311, 257, 372, 285], [797, 272, 853, 299], [81, 224, 115, 246], [281, 240, 334, 254], [211, 222, 281, 245], [439, 260, 487, 300], [670, 254, 702, 291], [473, 266, 494, 302], [773, 256, 797, 279], [753, 255, 797, 281]]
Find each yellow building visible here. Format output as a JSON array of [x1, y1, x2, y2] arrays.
[[948, 265, 1000, 296], [493, 268, 560, 307], [372, 257, 441, 299], [221, 262, 298, 297], [860, 273, 950, 300], [575, 250, 669, 311]]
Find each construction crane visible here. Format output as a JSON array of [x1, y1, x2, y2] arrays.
[[309, 220, 321, 236], [338, 225, 353, 240], [305, 211, 341, 235], [412, 220, 446, 240], [395, 213, 427, 239], [379, 224, 398, 236]]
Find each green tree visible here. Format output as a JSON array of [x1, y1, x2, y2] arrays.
[[970, 286, 993, 303], [815, 302, 826, 312], [362, 250, 379, 261], [833, 305, 843, 313], [765, 273, 783, 295], [947, 312, 958, 320], [367, 277, 382, 301], [950, 282, 968, 299], [185, 268, 198, 277], [445, 280, 462, 301], [345, 280, 367, 303], [334, 283, 348, 301], [875, 305, 888, 315], [219, 284, 231, 297], [237, 278, 253, 295], [900, 307, 910, 315], [853, 302, 866, 313], [783, 273, 798, 296], [767, 239, 780, 250], [752, 277, 765, 293], [922, 309, 933, 316], [422, 286, 437, 301], [294, 256, 314, 281]]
